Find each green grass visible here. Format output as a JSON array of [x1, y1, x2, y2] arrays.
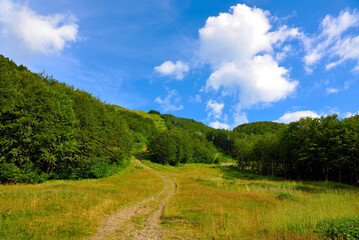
[[215, 152, 237, 163], [1, 159, 358, 239], [0, 157, 163, 240], [134, 110, 167, 131], [142, 160, 359, 239]]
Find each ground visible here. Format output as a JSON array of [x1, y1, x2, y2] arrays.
[[1, 159, 359, 239]]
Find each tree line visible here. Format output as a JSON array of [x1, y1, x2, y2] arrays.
[[147, 129, 217, 165], [0, 55, 220, 183], [206, 117, 359, 185], [2, 54, 359, 185], [0, 55, 156, 183]]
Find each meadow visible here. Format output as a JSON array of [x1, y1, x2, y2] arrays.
[[1, 158, 358, 239], [142, 161, 359, 239], [0, 158, 163, 240]]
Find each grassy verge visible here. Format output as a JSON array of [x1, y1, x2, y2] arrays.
[[0, 157, 163, 240], [142, 161, 359, 239]]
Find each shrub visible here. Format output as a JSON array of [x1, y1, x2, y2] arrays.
[[315, 217, 359, 239]]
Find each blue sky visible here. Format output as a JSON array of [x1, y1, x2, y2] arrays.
[[1, 0, 359, 129]]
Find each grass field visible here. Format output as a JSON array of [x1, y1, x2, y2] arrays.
[[0, 158, 163, 240], [1, 159, 358, 239], [142, 161, 359, 240]]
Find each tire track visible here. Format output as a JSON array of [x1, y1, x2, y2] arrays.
[[87, 159, 176, 240]]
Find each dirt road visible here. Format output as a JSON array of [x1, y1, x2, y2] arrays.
[[88, 159, 176, 240]]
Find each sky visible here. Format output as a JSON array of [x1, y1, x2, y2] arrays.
[[1, 0, 359, 129]]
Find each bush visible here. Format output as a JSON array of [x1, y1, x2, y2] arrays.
[[315, 217, 359, 239]]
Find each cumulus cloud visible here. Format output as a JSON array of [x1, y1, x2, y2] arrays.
[[209, 121, 230, 130], [199, 4, 299, 109], [154, 60, 189, 80], [155, 88, 183, 112], [206, 57, 298, 108], [206, 100, 224, 119], [304, 9, 359, 70], [276, 110, 320, 124], [0, 0, 78, 54]]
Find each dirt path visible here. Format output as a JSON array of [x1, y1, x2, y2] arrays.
[[87, 159, 176, 240]]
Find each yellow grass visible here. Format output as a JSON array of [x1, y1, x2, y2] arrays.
[[1, 159, 358, 239], [0, 158, 163, 240], [142, 161, 359, 240]]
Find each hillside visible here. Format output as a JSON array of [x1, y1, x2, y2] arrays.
[[233, 121, 287, 135], [0, 55, 158, 182], [0, 55, 219, 182], [161, 114, 211, 134], [2, 54, 359, 186]]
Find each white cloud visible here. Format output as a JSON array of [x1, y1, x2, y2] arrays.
[[209, 121, 230, 130], [233, 111, 248, 126], [199, 4, 298, 108], [304, 9, 359, 69], [155, 88, 183, 112], [326, 88, 339, 94], [275, 45, 292, 62], [189, 94, 202, 103], [0, 0, 78, 54], [344, 111, 359, 118], [326, 36, 359, 70], [194, 94, 201, 103], [276, 110, 320, 124], [206, 56, 298, 108], [154, 60, 189, 80], [206, 100, 224, 119]]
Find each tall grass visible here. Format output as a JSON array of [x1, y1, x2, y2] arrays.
[[0, 158, 163, 240], [1, 159, 358, 239], [143, 161, 359, 239]]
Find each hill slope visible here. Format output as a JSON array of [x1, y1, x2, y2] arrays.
[[233, 121, 287, 135]]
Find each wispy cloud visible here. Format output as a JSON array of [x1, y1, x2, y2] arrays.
[[326, 88, 340, 94], [206, 100, 224, 119], [303, 9, 359, 71], [155, 88, 183, 112]]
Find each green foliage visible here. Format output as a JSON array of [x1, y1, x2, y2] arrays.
[[161, 114, 210, 134], [148, 110, 161, 115], [148, 129, 216, 165], [226, 114, 359, 185], [233, 121, 287, 135], [0, 55, 137, 183], [315, 217, 359, 239]]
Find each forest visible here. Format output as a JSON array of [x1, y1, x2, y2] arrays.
[[0, 55, 217, 183], [1, 54, 359, 185], [207, 117, 359, 185]]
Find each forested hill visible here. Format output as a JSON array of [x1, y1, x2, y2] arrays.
[[233, 121, 287, 135], [0, 55, 218, 183], [2, 55, 359, 186], [0, 55, 158, 183], [160, 114, 211, 134]]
